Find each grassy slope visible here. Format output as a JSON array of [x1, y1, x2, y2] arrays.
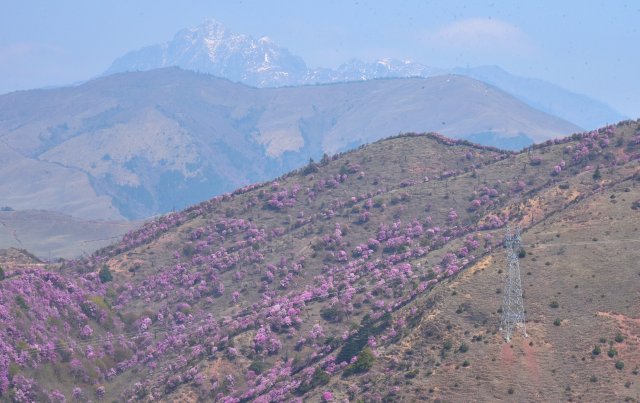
[[139, 122, 640, 402], [317, 147, 640, 401], [109, 122, 637, 401]]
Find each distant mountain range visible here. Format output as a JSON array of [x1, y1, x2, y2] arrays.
[[0, 68, 579, 221], [451, 66, 625, 130], [105, 19, 442, 88], [106, 19, 625, 129]]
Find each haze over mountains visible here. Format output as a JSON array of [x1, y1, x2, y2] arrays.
[[0, 68, 579, 222], [106, 19, 625, 129], [0, 18, 627, 259]]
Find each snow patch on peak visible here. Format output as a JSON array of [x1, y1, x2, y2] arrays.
[[199, 18, 227, 35], [376, 59, 391, 68]]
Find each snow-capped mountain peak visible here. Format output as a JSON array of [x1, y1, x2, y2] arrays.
[[106, 19, 308, 87], [106, 19, 445, 87]]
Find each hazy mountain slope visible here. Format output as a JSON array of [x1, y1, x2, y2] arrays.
[[105, 19, 624, 129], [452, 65, 626, 129], [0, 143, 122, 220], [0, 68, 580, 220], [0, 210, 137, 259], [0, 120, 638, 402]]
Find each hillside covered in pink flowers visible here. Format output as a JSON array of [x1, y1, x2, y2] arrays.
[[1, 121, 640, 402]]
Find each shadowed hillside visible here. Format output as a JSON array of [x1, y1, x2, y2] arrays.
[[0, 121, 638, 402]]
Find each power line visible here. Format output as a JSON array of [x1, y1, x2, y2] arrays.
[[529, 238, 640, 249]]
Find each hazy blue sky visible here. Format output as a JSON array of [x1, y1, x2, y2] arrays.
[[1, 1, 638, 117]]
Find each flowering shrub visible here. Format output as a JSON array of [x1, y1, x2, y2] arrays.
[[254, 326, 282, 355], [448, 209, 458, 222], [322, 391, 334, 402]]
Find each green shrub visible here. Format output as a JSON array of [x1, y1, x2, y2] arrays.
[[113, 344, 132, 362], [182, 243, 195, 257], [443, 340, 453, 350], [15, 295, 28, 311], [89, 295, 110, 310], [302, 159, 319, 175], [0, 265, 5, 281], [608, 347, 617, 358], [592, 345, 601, 355], [312, 367, 330, 385], [99, 266, 113, 283], [592, 166, 602, 180], [615, 333, 624, 343], [404, 369, 419, 379], [518, 248, 526, 259], [8, 362, 20, 377], [343, 348, 375, 376], [336, 331, 368, 364], [249, 360, 267, 374], [615, 361, 624, 370], [336, 314, 390, 364], [320, 306, 342, 322], [553, 318, 561, 326], [549, 301, 559, 309], [462, 360, 470, 367], [296, 367, 330, 394], [458, 343, 469, 353]]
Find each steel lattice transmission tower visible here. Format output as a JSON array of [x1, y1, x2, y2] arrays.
[[500, 224, 527, 342]]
